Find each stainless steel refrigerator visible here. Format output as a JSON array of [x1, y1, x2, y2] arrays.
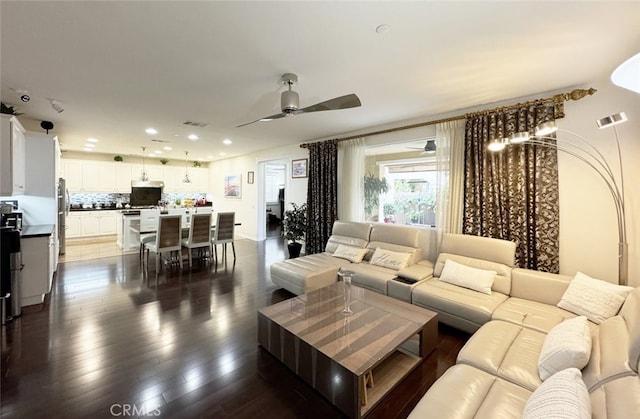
[[57, 178, 69, 255]]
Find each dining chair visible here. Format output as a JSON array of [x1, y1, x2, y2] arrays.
[[138, 208, 160, 260], [211, 212, 236, 264], [144, 214, 183, 273], [181, 212, 212, 267]]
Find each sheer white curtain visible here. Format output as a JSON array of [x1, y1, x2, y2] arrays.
[[338, 137, 365, 221], [435, 119, 466, 248]]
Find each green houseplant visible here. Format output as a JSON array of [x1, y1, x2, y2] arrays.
[[282, 202, 307, 258], [113, 155, 123, 162], [364, 173, 388, 220]]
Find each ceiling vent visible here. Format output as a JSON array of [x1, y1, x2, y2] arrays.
[[151, 138, 170, 143], [182, 121, 208, 128]]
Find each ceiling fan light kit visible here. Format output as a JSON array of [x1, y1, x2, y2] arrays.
[[237, 72, 361, 127]]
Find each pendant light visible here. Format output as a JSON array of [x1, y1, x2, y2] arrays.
[[139, 146, 149, 182], [183, 151, 191, 183]]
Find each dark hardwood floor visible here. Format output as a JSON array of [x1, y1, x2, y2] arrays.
[[1, 237, 469, 418]]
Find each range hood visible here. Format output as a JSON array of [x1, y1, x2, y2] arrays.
[[131, 180, 164, 188]]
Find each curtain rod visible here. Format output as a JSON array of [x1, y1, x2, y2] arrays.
[[300, 87, 596, 147]]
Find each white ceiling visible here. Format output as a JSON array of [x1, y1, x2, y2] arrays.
[[2, 1, 639, 163]]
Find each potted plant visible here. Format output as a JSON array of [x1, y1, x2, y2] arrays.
[[113, 155, 123, 162], [282, 202, 307, 258], [160, 158, 169, 165], [364, 173, 388, 220]]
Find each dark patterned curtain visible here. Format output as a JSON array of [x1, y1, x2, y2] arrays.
[[463, 104, 561, 272], [305, 140, 338, 255]]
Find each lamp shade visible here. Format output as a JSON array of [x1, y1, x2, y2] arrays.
[[612, 52, 640, 94], [534, 121, 557, 136], [424, 139, 436, 154], [508, 132, 530, 144], [596, 112, 628, 129], [488, 138, 506, 152]]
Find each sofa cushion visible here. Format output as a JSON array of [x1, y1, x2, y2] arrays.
[[347, 262, 397, 295], [457, 320, 545, 391], [435, 253, 512, 295], [332, 244, 368, 263], [538, 316, 592, 380], [557, 272, 634, 324], [439, 259, 496, 295], [492, 297, 578, 333], [324, 221, 371, 254], [522, 368, 590, 419], [582, 314, 636, 390], [590, 374, 640, 419], [412, 281, 508, 334], [407, 364, 531, 419], [619, 286, 640, 373], [366, 223, 423, 264], [270, 253, 350, 295]]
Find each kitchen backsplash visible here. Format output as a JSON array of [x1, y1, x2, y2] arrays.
[[70, 192, 207, 207]]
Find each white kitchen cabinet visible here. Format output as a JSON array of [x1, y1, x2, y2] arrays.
[[98, 212, 117, 235], [21, 234, 52, 307], [68, 210, 119, 237], [130, 163, 163, 183], [162, 165, 180, 192], [115, 163, 132, 192], [64, 160, 83, 191], [80, 213, 100, 236], [0, 114, 26, 195], [67, 213, 82, 238]]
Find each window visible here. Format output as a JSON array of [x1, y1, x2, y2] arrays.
[[378, 158, 437, 226]]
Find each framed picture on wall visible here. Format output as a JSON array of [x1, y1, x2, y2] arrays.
[[292, 158, 308, 178], [224, 174, 242, 198], [247, 171, 254, 184]]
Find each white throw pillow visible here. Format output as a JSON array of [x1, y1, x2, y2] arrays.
[[369, 247, 412, 270], [332, 244, 368, 263], [438, 259, 496, 295], [523, 368, 591, 419], [538, 316, 592, 381], [558, 271, 634, 324]]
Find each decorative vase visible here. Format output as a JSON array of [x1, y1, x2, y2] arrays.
[[338, 270, 355, 315]]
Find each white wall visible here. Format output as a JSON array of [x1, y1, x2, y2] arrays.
[[557, 76, 640, 286], [208, 144, 308, 241]]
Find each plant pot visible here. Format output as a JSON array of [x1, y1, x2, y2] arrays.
[[287, 242, 302, 259]]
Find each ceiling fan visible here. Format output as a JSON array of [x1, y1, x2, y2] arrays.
[[237, 73, 361, 127], [407, 139, 437, 154]]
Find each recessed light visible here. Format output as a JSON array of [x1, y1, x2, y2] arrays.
[[84, 143, 95, 148], [154, 150, 162, 154], [188, 134, 199, 141], [86, 138, 99, 143], [219, 152, 226, 156], [223, 139, 232, 145], [83, 147, 93, 152], [163, 146, 172, 151], [145, 128, 158, 135], [207, 155, 213, 159]]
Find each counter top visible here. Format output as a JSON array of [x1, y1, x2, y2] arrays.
[[21, 224, 55, 238], [70, 207, 124, 212]]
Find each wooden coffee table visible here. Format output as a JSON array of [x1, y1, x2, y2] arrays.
[[258, 282, 438, 418]]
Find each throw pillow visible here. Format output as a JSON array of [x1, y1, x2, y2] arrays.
[[332, 244, 368, 263], [538, 316, 592, 381], [523, 368, 591, 419], [558, 271, 634, 324], [438, 259, 496, 295], [370, 247, 412, 270]]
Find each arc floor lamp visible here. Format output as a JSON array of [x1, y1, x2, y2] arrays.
[[489, 112, 628, 285]]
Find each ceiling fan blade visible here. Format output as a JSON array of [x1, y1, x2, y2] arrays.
[[298, 94, 361, 114], [236, 112, 286, 128]]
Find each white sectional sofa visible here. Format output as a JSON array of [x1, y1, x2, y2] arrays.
[[269, 221, 640, 418]]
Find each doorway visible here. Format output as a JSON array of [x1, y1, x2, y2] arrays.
[[264, 163, 286, 238]]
